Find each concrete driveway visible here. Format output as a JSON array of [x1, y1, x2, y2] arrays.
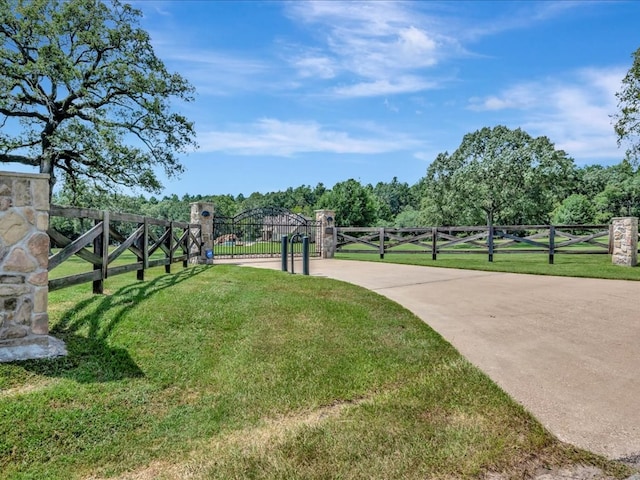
[[229, 258, 640, 460]]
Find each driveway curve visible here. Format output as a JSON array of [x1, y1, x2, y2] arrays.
[[232, 258, 640, 460]]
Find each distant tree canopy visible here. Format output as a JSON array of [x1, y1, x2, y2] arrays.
[[0, 0, 196, 194], [317, 179, 377, 227], [421, 126, 575, 226], [50, 156, 640, 238], [44, 111, 640, 237]]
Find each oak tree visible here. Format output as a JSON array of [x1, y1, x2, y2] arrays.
[[423, 126, 575, 226], [615, 47, 640, 163], [0, 0, 196, 194]]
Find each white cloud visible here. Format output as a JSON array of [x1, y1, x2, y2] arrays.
[[468, 83, 539, 111], [333, 76, 437, 97], [466, 67, 627, 162], [150, 46, 271, 95], [284, 1, 460, 97], [292, 55, 337, 79], [398, 26, 437, 59], [198, 118, 421, 156], [460, 1, 583, 41]]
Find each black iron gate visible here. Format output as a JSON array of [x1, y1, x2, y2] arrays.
[[213, 207, 321, 259]]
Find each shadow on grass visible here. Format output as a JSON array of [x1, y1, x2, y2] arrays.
[[18, 265, 210, 383]]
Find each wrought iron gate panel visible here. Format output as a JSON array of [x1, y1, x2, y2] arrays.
[[213, 207, 320, 259]]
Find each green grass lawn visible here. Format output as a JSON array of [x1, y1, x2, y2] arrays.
[[336, 252, 640, 281], [0, 264, 631, 479], [48, 248, 187, 280]]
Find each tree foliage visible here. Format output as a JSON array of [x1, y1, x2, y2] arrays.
[[49, 155, 639, 240], [593, 171, 640, 222], [0, 0, 196, 193], [317, 179, 377, 227], [372, 176, 413, 222], [551, 194, 595, 225], [423, 126, 575, 226], [615, 47, 640, 164]]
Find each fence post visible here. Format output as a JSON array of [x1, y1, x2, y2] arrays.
[[611, 217, 638, 267], [548, 225, 555, 265], [303, 236, 309, 275], [190, 202, 214, 264], [137, 218, 148, 281], [431, 227, 438, 261], [487, 221, 494, 263], [0, 172, 66, 362], [315, 210, 336, 258], [165, 221, 173, 274], [379, 227, 385, 259], [182, 225, 189, 268], [102, 211, 109, 281], [93, 211, 107, 294], [281, 235, 288, 272]]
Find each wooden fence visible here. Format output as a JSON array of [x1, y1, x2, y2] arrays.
[[336, 225, 620, 264], [48, 205, 202, 293]]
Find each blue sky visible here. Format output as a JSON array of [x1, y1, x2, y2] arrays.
[[41, 1, 640, 196]]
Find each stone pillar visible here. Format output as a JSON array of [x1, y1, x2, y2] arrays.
[[611, 217, 638, 267], [315, 209, 336, 259], [190, 202, 214, 264], [0, 171, 66, 362]]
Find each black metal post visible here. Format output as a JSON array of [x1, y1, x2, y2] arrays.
[[487, 212, 494, 263], [281, 235, 288, 272], [431, 227, 437, 261], [302, 236, 309, 275], [290, 235, 296, 274]]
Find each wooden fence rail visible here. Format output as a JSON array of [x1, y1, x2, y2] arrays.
[[48, 205, 202, 293], [336, 224, 623, 264]]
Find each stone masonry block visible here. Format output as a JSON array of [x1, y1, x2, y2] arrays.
[[27, 271, 48, 287], [0, 284, 29, 297], [0, 178, 11, 196], [36, 212, 49, 231], [0, 275, 25, 284], [0, 211, 29, 246], [28, 233, 49, 268], [15, 298, 33, 325], [31, 180, 49, 211], [24, 207, 36, 225], [0, 324, 28, 340], [13, 179, 31, 207], [31, 313, 48, 335], [3, 247, 37, 273], [0, 197, 12, 211], [34, 287, 47, 314]]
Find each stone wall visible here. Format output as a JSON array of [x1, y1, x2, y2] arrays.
[[611, 217, 638, 267], [0, 171, 65, 362]]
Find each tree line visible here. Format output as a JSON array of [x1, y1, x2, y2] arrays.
[[51, 125, 640, 235]]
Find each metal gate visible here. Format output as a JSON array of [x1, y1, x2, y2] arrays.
[[212, 207, 321, 259]]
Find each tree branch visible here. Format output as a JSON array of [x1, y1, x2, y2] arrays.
[[0, 154, 40, 166]]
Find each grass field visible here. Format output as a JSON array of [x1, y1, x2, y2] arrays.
[[336, 251, 640, 281], [213, 240, 318, 257], [0, 263, 632, 479]]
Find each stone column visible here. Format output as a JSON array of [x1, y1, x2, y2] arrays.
[[190, 202, 214, 264], [315, 209, 336, 259], [611, 217, 638, 267], [0, 171, 66, 362]]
